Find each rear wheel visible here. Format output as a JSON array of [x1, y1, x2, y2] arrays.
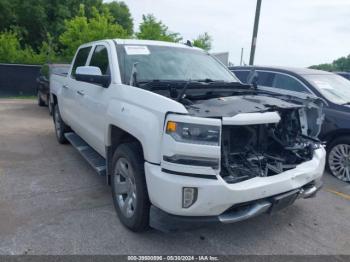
[[53, 104, 69, 144], [48, 96, 53, 115], [111, 142, 150, 232], [37, 91, 45, 106], [327, 136, 350, 182]]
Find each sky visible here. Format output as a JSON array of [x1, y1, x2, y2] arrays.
[[107, 0, 350, 67]]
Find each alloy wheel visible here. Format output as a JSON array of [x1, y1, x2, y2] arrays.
[[328, 144, 350, 182], [113, 157, 137, 218]]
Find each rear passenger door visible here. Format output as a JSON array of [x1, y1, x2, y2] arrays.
[[61, 46, 92, 128]]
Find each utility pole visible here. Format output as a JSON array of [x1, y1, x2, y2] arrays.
[[249, 0, 262, 65], [240, 48, 244, 66]]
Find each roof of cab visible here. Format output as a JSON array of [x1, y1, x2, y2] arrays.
[[229, 65, 333, 76], [114, 38, 202, 50], [79, 39, 203, 51]]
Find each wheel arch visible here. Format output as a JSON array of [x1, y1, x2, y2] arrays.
[[321, 129, 350, 150], [106, 125, 145, 185]]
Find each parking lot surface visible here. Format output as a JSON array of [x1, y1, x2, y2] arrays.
[[0, 99, 349, 255]]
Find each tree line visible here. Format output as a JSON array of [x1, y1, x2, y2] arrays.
[[310, 55, 350, 72], [0, 0, 212, 64]]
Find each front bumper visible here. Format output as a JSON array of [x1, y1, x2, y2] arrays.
[[149, 181, 323, 232], [145, 148, 326, 217]]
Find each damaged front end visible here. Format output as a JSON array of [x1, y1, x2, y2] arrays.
[[220, 110, 320, 183], [185, 94, 325, 183]]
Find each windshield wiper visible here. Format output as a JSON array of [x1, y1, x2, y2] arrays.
[[177, 80, 193, 101]]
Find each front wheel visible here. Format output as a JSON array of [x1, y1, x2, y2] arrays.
[[111, 142, 150, 232], [327, 136, 350, 182]]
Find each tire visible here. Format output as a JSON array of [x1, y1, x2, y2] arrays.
[[37, 91, 45, 107], [53, 104, 69, 144], [111, 142, 150, 232], [327, 136, 350, 182], [48, 99, 53, 116]]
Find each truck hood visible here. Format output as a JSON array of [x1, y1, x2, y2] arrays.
[[185, 93, 324, 139], [186, 95, 302, 118]]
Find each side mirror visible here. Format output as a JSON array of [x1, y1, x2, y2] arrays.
[[75, 66, 110, 88]]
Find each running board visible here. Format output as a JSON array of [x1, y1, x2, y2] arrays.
[[64, 132, 106, 176]]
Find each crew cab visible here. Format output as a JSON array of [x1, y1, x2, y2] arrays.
[[50, 39, 326, 232]]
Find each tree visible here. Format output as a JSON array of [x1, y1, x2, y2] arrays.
[[310, 54, 350, 72], [0, 0, 133, 51], [192, 32, 212, 51], [104, 1, 133, 35], [136, 14, 182, 42], [0, 30, 54, 64], [59, 5, 128, 59]]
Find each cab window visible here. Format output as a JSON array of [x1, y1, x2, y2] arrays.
[[71, 47, 92, 78], [89, 45, 110, 75]]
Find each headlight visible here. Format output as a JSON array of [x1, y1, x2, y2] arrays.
[[166, 121, 220, 145]]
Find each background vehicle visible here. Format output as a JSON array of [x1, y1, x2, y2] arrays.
[[50, 40, 325, 232], [336, 72, 350, 80], [230, 66, 350, 182], [36, 64, 69, 113]]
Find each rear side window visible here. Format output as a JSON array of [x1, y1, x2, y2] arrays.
[[71, 47, 91, 78], [89, 45, 110, 75], [272, 73, 310, 93], [232, 70, 250, 83]]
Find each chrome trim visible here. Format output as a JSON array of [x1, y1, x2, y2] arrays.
[[218, 200, 271, 224], [163, 155, 219, 169]]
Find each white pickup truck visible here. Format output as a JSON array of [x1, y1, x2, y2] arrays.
[[50, 39, 326, 232]]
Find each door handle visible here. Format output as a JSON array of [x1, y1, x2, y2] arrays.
[[62, 84, 68, 89], [77, 90, 85, 96]]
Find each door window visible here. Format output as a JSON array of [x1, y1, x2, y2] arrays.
[[89, 45, 110, 75], [256, 71, 275, 86], [71, 47, 91, 78], [272, 73, 310, 93]]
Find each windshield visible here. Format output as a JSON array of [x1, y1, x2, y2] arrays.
[[304, 74, 350, 104], [116, 44, 238, 84]]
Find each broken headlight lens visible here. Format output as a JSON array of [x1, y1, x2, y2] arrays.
[[166, 121, 220, 145]]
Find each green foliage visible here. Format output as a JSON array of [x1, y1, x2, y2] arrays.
[[0, 0, 132, 51], [0, 31, 50, 64], [192, 32, 212, 51], [104, 1, 134, 35], [59, 5, 128, 60], [310, 55, 350, 72], [136, 14, 182, 42], [0, 1, 216, 65]]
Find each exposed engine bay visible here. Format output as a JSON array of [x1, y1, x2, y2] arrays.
[[140, 80, 324, 183], [220, 109, 321, 183], [185, 94, 324, 183]]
